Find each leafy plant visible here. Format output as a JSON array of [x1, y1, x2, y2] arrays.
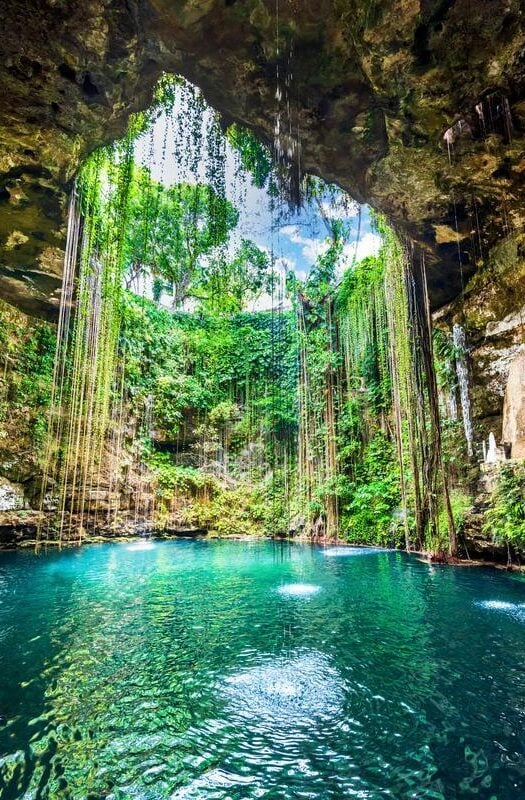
[[341, 432, 402, 546], [484, 463, 525, 551]]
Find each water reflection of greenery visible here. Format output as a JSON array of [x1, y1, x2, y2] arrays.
[[26, 546, 263, 796], [2, 544, 525, 798]]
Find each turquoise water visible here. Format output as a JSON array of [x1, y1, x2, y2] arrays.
[[1, 541, 525, 799]]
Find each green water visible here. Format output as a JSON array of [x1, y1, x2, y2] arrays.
[[0, 541, 525, 799]]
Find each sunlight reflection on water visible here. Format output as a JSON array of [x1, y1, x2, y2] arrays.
[[323, 546, 386, 557], [222, 651, 344, 726], [477, 599, 525, 621], [126, 540, 156, 552], [276, 583, 321, 598]]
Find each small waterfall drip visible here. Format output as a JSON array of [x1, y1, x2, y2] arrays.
[[452, 323, 474, 457], [486, 431, 499, 464]]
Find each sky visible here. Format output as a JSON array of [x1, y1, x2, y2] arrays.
[[134, 81, 381, 309]]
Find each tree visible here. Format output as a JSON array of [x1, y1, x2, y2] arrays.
[[199, 239, 274, 313], [123, 168, 239, 308]]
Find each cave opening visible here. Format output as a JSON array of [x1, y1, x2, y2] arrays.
[[0, 71, 472, 558], [36, 73, 385, 546]]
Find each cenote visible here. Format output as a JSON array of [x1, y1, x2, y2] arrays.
[[1, 540, 525, 799], [2, 5, 525, 799]]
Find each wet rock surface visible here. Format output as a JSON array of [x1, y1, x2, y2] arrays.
[[0, 477, 28, 512], [502, 352, 525, 459], [1, 0, 525, 315], [435, 230, 525, 446]]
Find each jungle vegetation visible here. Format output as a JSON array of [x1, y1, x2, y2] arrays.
[[1, 75, 522, 556]]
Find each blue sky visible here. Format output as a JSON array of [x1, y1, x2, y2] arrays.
[[134, 81, 381, 308]]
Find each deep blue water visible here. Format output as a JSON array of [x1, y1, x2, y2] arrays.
[[0, 540, 525, 799]]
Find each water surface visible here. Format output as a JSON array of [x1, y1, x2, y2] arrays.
[[0, 540, 525, 798]]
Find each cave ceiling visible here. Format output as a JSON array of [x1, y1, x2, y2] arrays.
[[1, 0, 524, 318]]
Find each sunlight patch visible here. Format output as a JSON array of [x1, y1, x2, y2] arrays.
[[477, 599, 525, 621], [323, 546, 385, 557], [222, 651, 343, 726], [126, 541, 156, 552], [171, 769, 256, 799], [277, 583, 321, 598]]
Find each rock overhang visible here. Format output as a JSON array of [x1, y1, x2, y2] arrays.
[[1, 0, 524, 317]]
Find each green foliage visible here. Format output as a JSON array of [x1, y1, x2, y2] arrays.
[[17, 323, 55, 411], [149, 453, 213, 494], [183, 482, 264, 536], [0, 302, 56, 450], [287, 230, 348, 537], [117, 285, 300, 535], [117, 166, 275, 314], [123, 169, 239, 308], [341, 432, 402, 546], [121, 293, 298, 439], [441, 418, 473, 488], [435, 490, 471, 549], [200, 239, 274, 314], [484, 463, 525, 550], [336, 254, 390, 415], [433, 328, 458, 393], [227, 124, 273, 189], [288, 237, 342, 315], [17, 323, 56, 446]]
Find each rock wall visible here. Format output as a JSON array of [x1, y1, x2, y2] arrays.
[[0, 0, 524, 317], [0, 477, 28, 512], [503, 353, 525, 459], [434, 231, 525, 456]]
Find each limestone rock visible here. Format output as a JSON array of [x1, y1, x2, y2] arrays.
[[502, 351, 525, 458], [434, 230, 525, 441], [0, 477, 28, 511]]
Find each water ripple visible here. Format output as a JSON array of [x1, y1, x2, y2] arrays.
[[222, 650, 344, 728], [0, 540, 524, 799]]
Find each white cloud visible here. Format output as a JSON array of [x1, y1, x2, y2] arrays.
[[280, 224, 330, 265], [280, 224, 303, 244], [319, 198, 359, 220], [275, 255, 296, 273], [301, 238, 330, 263], [341, 232, 381, 268], [282, 223, 381, 276]]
